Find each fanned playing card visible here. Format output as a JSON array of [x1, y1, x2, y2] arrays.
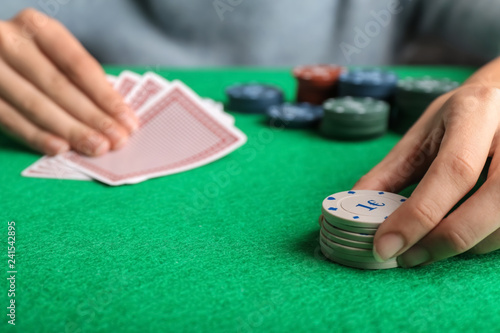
[[56, 80, 246, 185], [125, 72, 168, 113], [114, 70, 141, 98], [21, 156, 91, 181], [126, 72, 234, 125], [21, 71, 245, 185]]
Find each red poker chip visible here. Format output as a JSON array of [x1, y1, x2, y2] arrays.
[[293, 64, 343, 83], [293, 64, 343, 104]]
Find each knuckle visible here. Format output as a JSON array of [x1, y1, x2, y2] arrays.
[[96, 116, 117, 133], [472, 86, 500, 102], [106, 98, 128, 117], [79, 129, 100, 146], [444, 153, 478, 187], [441, 228, 476, 254], [446, 86, 500, 121], [63, 54, 93, 80], [407, 202, 440, 231], [19, 97, 39, 116], [72, 128, 105, 154], [13, 8, 38, 22], [0, 24, 20, 52], [14, 8, 49, 27]]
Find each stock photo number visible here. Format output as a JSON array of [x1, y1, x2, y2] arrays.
[[6, 221, 16, 326]]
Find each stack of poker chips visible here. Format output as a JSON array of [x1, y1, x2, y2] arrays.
[[293, 65, 342, 105], [320, 97, 390, 140], [226, 83, 284, 114], [319, 190, 407, 270], [338, 68, 398, 102], [266, 103, 323, 129], [393, 77, 459, 133]]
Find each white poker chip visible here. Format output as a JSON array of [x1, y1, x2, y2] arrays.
[[321, 223, 373, 249], [319, 231, 374, 257], [323, 215, 377, 235], [320, 239, 385, 263], [321, 190, 407, 228], [320, 241, 398, 270], [321, 216, 376, 239]]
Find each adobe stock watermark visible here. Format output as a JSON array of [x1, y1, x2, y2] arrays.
[[37, 0, 72, 17], [340, 0, 409, 63], [213, 0, 243, 21]]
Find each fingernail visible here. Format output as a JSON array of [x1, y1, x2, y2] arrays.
[[113, 135, 128, 150], [121, 115, 138, 132], [397, 246, 430, 268], [83, 134, 109, 156], [101, 125, 127, 149], [116, 108, 138, 132], [47, 139, 69, 155], [93, 140, 109, 156], [373, 233, 405, 262]]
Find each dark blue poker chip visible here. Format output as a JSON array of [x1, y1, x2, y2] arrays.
[[266, 103, 323, 129], [338, 69, 398, 100], [226, 84, 284, 114]]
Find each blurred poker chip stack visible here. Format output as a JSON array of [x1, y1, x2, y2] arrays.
[[393, 77, 459, 133], [338, 68, 398, 102], [319, 190, 407, 270], [293, 64, 342, 105], [226, 83, 284, 114], [266, 102, 324, 129], [320, 97, 390, 140]]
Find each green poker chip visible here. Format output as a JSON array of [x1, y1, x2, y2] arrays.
[[392, 77, 460, 133], [397, 76, 459, 95], [320, 97, 389, 140], [395, 77, 460, 113], [323, 96, 389, 120], [320, 123, 388, 140]]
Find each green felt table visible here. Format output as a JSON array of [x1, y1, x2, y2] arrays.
[[1, 66, 500, 333]]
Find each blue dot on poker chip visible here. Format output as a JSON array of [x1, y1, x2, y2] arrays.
[[328, 207, 338, 211], [353, 216, 359, 219], [401, 199, 406, 202], [327, 197, 336, 200], [378, 191, 384, 194], [384, 216, 388, 219], [348, 191, 355, 194]]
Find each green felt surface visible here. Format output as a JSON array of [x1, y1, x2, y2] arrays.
[[1, 66, 500, 333]]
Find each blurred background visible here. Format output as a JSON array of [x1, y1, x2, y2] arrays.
[[0, 0, 496, 67]]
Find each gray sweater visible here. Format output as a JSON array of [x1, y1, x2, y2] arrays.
[[1, 0, 499, 66]]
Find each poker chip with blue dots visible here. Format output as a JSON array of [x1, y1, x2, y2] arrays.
[[226, 83, 284, 114], [319, 214, 375, 242], [266, 102, 323, 129], [319, 190, 407, 269]]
